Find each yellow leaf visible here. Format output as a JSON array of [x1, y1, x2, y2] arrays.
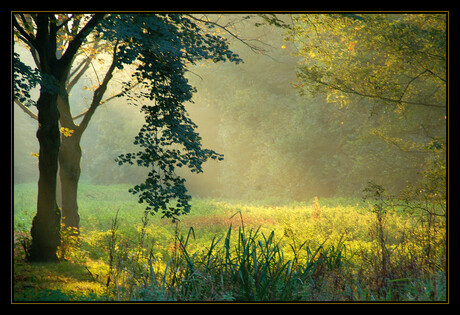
[[281, 45, 286, 49], [30, 152, 39, 158], [60, 127, 75, 137]]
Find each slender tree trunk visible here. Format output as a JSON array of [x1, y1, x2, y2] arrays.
[[59, 132, 82, 230], [28, 92, 61, 262], [56, 40, 119, 232], [57, 88, 82, 231]]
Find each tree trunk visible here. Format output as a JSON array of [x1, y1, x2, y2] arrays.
[[15, 13, 105, 262], [59, 132, 82, 230], [55, 40, 118, 232], [28, 92, 61, 262]]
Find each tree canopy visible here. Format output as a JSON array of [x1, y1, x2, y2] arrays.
[[108, 14, 242, 220], [287, 14, 446, 110], [13, 13, 245, 261]]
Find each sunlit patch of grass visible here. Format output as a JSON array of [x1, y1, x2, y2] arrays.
[[13, 260, 107, 301], [180, 213, 277, 231], [13, 183, 446, 302]]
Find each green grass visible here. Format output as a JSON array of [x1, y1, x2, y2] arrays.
[[14, 261, 107, 301], [13, 182, 447, 302]]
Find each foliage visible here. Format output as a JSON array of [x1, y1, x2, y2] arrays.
[[284, 15, 446, 194], [14, 13, 243, 232], [288, 14, 446, 110], [104, 14, 242, 221], [183, 16, 444, 199], [14, 52, 61, 109], [13, 52, 41, 107], [57, 223, 82, 262]]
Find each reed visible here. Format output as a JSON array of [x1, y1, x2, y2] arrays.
[[133, 211, 349, 301]]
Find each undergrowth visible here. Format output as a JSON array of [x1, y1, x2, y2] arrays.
[[13, 183, 446, 302]]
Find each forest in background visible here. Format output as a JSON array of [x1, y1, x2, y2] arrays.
[[14, 14, 446, 201]]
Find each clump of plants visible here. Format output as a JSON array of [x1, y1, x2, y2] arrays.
[[13, 181, 446, 302]]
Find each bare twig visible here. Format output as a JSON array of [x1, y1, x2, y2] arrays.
[[14, 99, 38, 120], [186, 14, 269, 55]]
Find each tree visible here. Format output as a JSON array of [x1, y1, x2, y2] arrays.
[[14, 13, 105, 261], [14, 13, 241, 260], [288, 14, 446, 110], [15, 14, 130, 230], [110, 14, 241, 221], [286, 13, 446, 193]]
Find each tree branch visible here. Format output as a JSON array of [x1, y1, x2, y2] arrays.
[[13, 14, 37, 50], [314, 78, 445, 109], [60, 14, 105, 71], [30, 47, 41, 70], [72, 81, 139, 120], [78, 41, 118, 132], [66, 57, 91, 92], [14, 99, 38, 120], [397, 70, 429, 105], [56, 14, 74, 30], [186, 14, 268, 54]]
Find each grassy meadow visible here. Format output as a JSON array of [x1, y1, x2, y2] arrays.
[[13, 183, 446, 302]]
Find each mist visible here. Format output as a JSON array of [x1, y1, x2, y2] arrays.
[[14, 14, 445, 202]]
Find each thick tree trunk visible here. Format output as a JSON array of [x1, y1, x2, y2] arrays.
[[59, 133, 82, 230], [16, 13, 105, 263], [28, 92, 61, 262]]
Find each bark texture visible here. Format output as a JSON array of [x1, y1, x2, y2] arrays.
[[28, 92, 61, 262]]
